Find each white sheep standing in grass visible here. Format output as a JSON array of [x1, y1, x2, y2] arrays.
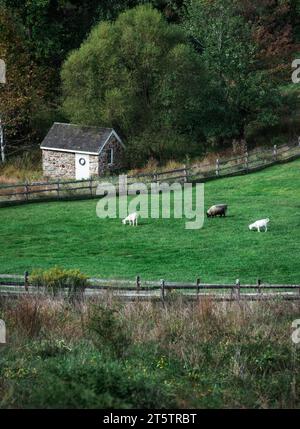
[[248, 218, 270, 232], [122, 212, 138, 226]]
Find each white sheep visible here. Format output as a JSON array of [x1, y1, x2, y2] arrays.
[[122, 212, 138, 226], [248, 218, 270, 232]]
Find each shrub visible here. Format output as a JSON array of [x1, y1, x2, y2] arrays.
[[0, 344, 177, 409], [30, 267, 88, 300], [87, 303, 131, 358], [28, 338, 72, 359]]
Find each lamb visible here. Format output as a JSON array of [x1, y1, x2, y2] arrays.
[[122, 212, 138, 226], [248, 218, 269, 232], [207, 204, 228, 218]]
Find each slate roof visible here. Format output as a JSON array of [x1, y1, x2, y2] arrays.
[[40, 123, 122, 154]]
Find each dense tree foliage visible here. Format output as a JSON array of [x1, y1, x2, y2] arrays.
[[0, 0, 299, 166], [1, 0, 184, 66], [237, 0, 299, 81], [0, 6, 40, 146], [183, 0, 283, 146], [62, 5, 206, 163], [0, 1, 185, 153]]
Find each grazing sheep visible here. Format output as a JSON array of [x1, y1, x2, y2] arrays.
[[248, 218, 269, 232], [207, 204, 228, 218], [122, 212, 138, 226]]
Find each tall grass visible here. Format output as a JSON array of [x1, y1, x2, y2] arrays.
[[0, 294, 299, 408], [0, 150, 42, 184]]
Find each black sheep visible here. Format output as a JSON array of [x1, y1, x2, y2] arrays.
[[206, 204, 228, 218]]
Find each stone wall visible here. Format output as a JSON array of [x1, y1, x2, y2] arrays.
[[99, 136, 125, 174], [42, 137, 125, 179], [89, 154, 99, 177], [42, 150, 75, 179]]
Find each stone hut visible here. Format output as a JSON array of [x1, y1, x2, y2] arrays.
[[40, 122, 125, 180]]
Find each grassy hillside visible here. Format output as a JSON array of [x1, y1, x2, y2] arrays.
[[0, 159, 299, 283]]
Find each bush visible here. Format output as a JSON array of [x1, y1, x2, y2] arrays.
[[0, 343, 177, 409], [30, 267, 88, 300], [87, 303, 131, 358], [126, 129, 202, 167], [28, 338, 73, 359]]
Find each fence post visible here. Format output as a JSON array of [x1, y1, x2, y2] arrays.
[[196, 278, 200, 299], [24, 271, 29, 292], [236, 279, 240, 300], [273, 145, 277, 161], [24, 181, 29, 202], [230, 282, 234, 300], [136, 275, 141, 292], [216, 158, 220, 177], [90, 177, 93, 197], [257, 278, 261, 294], [160, 279, 165, 304]]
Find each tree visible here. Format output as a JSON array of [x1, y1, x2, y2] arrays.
[[238, 0, 299, 82], [183, 0, 282, 147], [62, 4, 206, 165], [0, 6, 40, 147], [2, 1, 186, 67], [0, 0, 187, 153]]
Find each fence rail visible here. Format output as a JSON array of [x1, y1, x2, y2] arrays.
[[0, 274, 299, 302], [1, 141, 300, 206]]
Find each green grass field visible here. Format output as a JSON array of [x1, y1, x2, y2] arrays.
[[0, 159, 300, 283]]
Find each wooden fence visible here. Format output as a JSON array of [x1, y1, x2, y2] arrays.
[[0, 274, 299, 302], [1, 141, 300, 206]]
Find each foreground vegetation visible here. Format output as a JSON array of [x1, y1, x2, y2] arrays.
[[0, 294, 299, 408], [0, 159, 300, 283]]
